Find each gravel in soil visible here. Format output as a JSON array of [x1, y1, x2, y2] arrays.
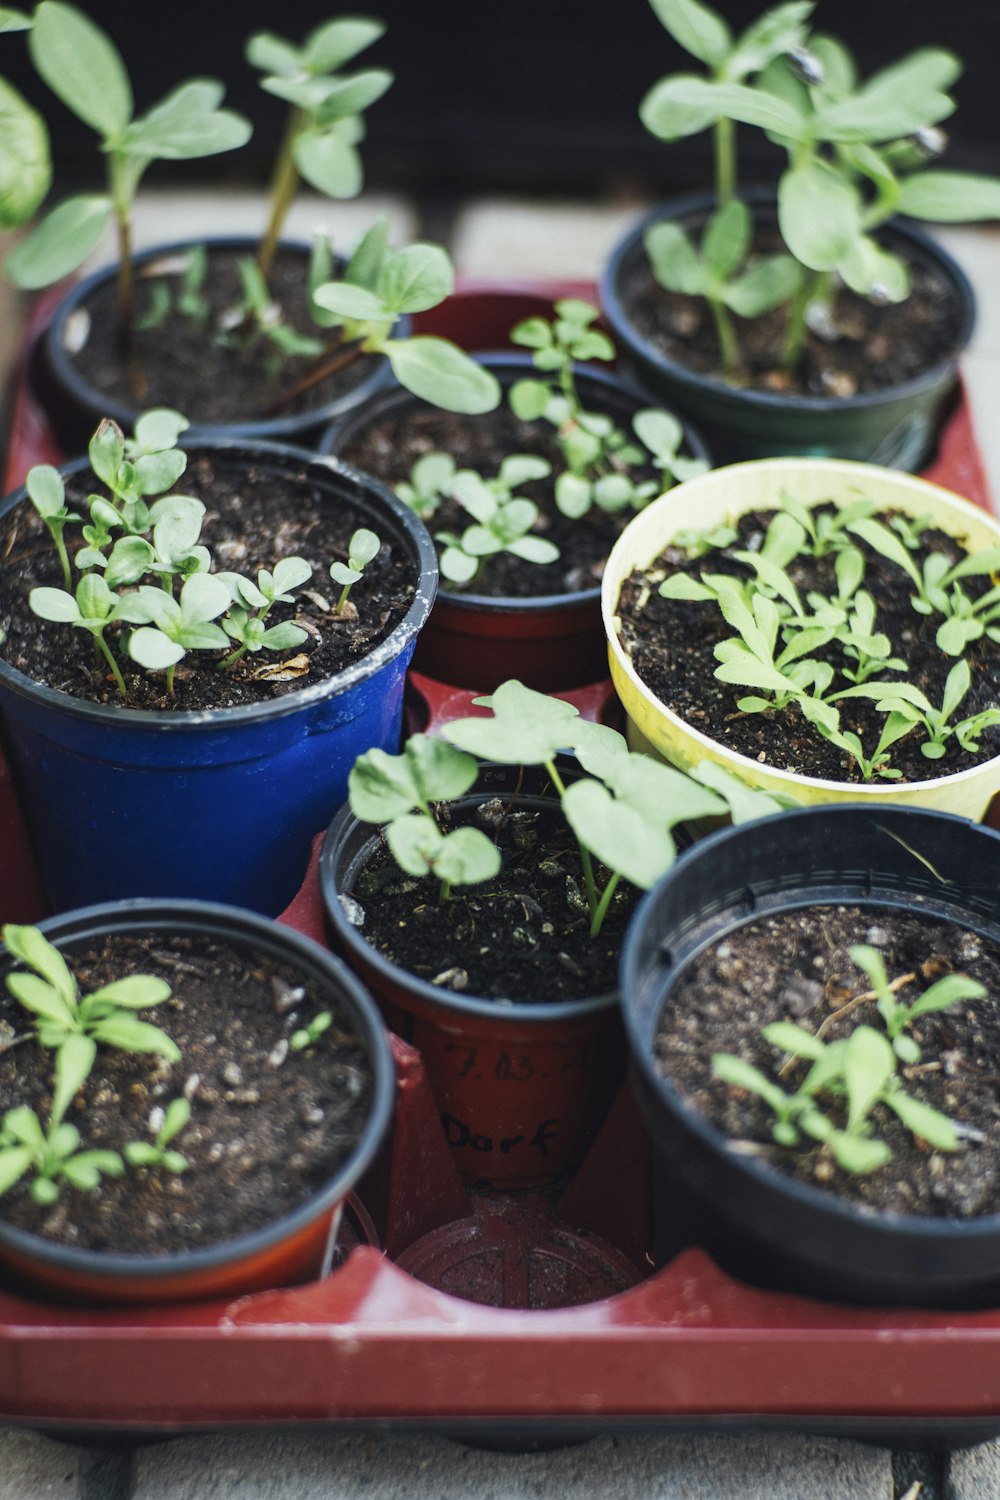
[[620, 225, 965, 398], [342, 401, 656, 600], [0, 451, 417, 712], [0, 930, 375, 1255], [653, 903, 1000, 1219], [615, 504, 1000, 783], [61, 246, 374, 426], [350, 798, 637, 1004]]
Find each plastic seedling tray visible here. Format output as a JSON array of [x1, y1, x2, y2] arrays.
[[3, 282, 1000, 1447]]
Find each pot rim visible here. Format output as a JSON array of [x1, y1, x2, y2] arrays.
[[0, 898, 396, 1281], [319, 781, 620, 1025], [321, 350, 711, 620], [44, 235, 399, 442], [0, 439, 439, 731], [599, 188, 978, 414], [621, 801, 1000, 1244], [602, 455, 1000, 799]]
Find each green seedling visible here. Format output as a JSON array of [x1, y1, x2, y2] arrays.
[[837, 658, 1000, 761], [5, 1, 251, 339], [509, 299, 704, 517], [2, 922, 178, 1072], [246, 15, 393, 280], [348, 732, 500, 902], [86, 409, 191, 537], [330, 527, 380, 613], [123, 1096, 190, 1173], [673, 521, 739, 557], [434, 457, 558, 586], [225, 255, 326, 361], [848, 943, 987, 1064], [644, 197, 802, 380], [136, 244, 210, 332], [29, 571, 136, 696], [639, 0, 1000, 378], [25, 462, 78, 590], [307, 216, 500, 414], [218, 557, 312, 666], [777, 492, 876, 558], [120, 573, 232, 694], [0, 9, 50, 232], [394, 451, 456, 521], [290, 1012, 333, 1052], [0, 1041, 123, 1204], [810, 711, 912, 783]]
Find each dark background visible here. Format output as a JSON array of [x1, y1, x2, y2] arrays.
[[5, 1, 1000, 199]]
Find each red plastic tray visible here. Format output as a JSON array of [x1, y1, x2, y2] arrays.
[[3, 281, 1000, 1443]]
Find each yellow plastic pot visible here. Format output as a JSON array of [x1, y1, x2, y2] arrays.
[[602, 458, 1000, 819]]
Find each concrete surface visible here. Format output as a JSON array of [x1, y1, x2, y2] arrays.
[[3, 192, 1000, 1500]]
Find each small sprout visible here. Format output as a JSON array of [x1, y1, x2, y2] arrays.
[[848, 944, 986, 1063], [330, 527, 380, 613], [26, 463, 79, 591], [0, 1040, 124, 1202], [124, 1096, 190, 1174], [2, 922, 178, 1066], [120, 572, 232, 695], [217, 556, 312, 667], [290, 1011, 333, 1052], [395, 452, 456, 521], [435, 458, 557, 586]]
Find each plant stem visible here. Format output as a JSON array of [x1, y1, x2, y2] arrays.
[[589, 872, 620, 939], [336, 583, 352, 614], [545, 757, 599, 921], [263, 337, 365, 416], [782, 268, 825, 377], [714, 117, 735, 207], [709, 296, 741, 381], [258, 108, 304, 281], [94, 632, 127, 698], [54, 534, 72, 593]]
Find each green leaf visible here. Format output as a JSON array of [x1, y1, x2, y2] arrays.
[[897, 172, 1000, 224], [294, 128, 361, 199], [640, 73, 725, 141], [385, 812, 445, 877], [730, 3, 813, 78], [658, 77, 803, 135], [884, 1090, 958, 1151], [311, 279, 387, 322], [5, 971, 75, 1025], [385, 338, 501, 414], [843, 1025, 896, 1132], [563, 777, 676, 889], [302, 16, 385, 73], [703, 197, 749, 280], [0, 1146, 33, 1196], [431, 825, 501, 887], [125, 81, 251, 160], [846, 518, 922, 587], [314, 68, 393, 121], [0, 78, 51, 230], [26, 463, 65, 518], [761, 1021, 827, 1059], [778, 164, 861, 271], [814, 48, 958, 144], [712, 1054, 788, 1114], [725, 253, 801, 316], [30, 0, 132, 139], [378, 243, 452, 314], [127, 628, 185, 670], [647, 0, 731, 67], [245, 31, 301, 77], [344, 213, 390, 288], [443, 680, 581, 765], [349, 735, 478, 822], [3, 923, 78, 1006], [644, 219, 706, 296], [89, 1016, 180, 1060], [839, 236, 909, 301], [4, 192, 111, 288], [828, 1131, 891, 1175], [88, 975, 171, 1011], [50, 1033, 96, 1124]]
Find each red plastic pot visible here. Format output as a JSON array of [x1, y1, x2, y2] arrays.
[[319, 765, 625, 1187], [0, 900, 395, 1304], [322, 353, 710, 693]]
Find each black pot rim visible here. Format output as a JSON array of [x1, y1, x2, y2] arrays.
[[599, 188, 978, 416], [621, 801, 1000, 1246], [43, 236, 399, 443], [319, 778, 619, 1024], [0, 438, 439, 731], [0, 899, 396, 1282], [321, 350, 712, 620]]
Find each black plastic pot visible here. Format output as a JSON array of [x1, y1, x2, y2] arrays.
[[0, 441, 437, 916], [320, 763, 626, 1187], [620, 804, 1000, 1309], [34, 237, 399, 454], [600, 191, 976, 470], [0, 899, 395, 1304], [321, 353, 711, 692]]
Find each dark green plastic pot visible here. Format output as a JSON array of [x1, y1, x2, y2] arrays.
[[600, 192, 976, 471]]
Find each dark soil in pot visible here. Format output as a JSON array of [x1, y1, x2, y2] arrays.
[[653, 901, 1000, 1220], [616, 503, 1000, 783], [339, 385, 663, 601], [619, 218, 966, 401], [349, 797, 638, 1004], [0, 928, 374, 1255], [57, 245, 373, 428], [0, 449, 417, 712]]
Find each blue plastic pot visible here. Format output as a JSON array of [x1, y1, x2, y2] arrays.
[[0, 441, 438, 916]]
